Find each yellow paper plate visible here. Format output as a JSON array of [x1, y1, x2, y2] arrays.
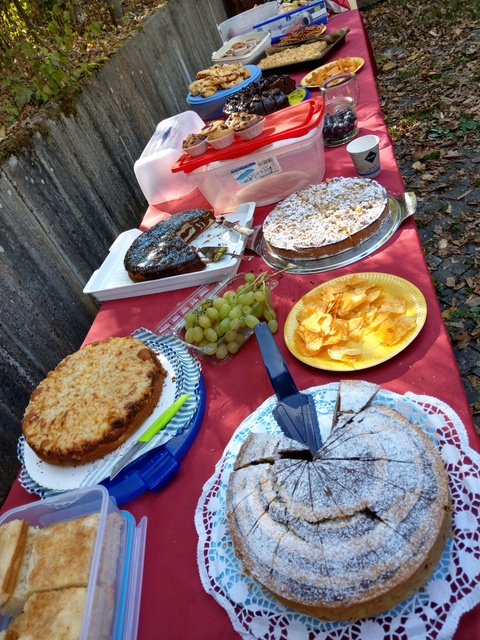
[[300, 57, 365, 88], [284, 272, 427, 371]]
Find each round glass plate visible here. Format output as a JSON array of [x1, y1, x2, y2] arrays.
[[284, 272, 427, 371], [253, 194, 415, 274]]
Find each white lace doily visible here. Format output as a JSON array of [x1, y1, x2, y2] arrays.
[[195, 383, 480, 640]]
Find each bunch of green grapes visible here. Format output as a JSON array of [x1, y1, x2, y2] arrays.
[[183, 272, 278, 360]]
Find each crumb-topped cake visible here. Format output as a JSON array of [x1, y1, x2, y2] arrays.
[[262, 177, 389, 260], [226, 381, 451, 621], [22, 336, 167, 466]]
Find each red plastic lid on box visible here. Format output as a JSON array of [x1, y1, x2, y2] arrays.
[[172, 98, 325, 174]]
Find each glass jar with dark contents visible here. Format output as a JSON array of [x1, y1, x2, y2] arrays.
[[320, 72, 360, 147]]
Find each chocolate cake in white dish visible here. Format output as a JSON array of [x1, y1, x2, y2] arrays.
[[262, 177, 389, 260], [226, 381, 451, 621], [124, 208, 215, 282]]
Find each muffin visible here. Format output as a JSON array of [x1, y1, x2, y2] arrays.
[[226, 112, 265, 140], [182, 132, 208, 156], [200, 120, 225, 137], [207, 123, 235, 149]]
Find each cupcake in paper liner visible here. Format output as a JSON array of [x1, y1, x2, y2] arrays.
[[227, 112, 265, 140], [182, 133, 208, 156], [200, 120, 225, 137], [207, 124, 235, 149]]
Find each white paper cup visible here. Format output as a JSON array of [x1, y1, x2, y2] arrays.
[[346, 135, 381, 178]]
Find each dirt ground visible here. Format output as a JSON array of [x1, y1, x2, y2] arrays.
[[361, 0, 480, 437]]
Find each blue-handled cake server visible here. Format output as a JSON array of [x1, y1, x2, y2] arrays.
[[254, 322, 322, 455], [110, 392, 191, 480]]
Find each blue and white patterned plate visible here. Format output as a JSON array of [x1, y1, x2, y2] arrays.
[[19, 329, 202, 498]]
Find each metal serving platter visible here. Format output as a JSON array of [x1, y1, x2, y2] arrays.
[[257, 27, 349, 75], [248, 192, 416, 274]]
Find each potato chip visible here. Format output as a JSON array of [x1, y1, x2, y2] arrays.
[[376, 315, 417, 346], [379, 296, 407, 315], [327, 346, 362, 362]]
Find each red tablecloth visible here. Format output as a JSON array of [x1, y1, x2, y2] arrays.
[[2, 10, 479, 639]]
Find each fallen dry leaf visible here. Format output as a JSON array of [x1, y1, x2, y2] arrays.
[[412, 161, 426, 172], [466, 295, 480, 307], [467, 374, 480, 390]]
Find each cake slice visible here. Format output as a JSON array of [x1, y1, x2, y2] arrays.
[[7, 587, 87, 640], [333, 379, 380, 428], [1, 514, 99, 618], [0, 520, 28, 607]]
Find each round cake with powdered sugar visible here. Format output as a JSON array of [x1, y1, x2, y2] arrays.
[[226, 381, 451, 621], [262, 177, 389, 260]]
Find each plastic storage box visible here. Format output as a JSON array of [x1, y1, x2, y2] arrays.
[[254, 0, 328, 43], [134, 111, 205, 204], [217, 1, 279, 41], [0, 485, 147, 640], [171, 99, 325, 213], [186, 64, 262, 121], [188, 124, 325, 212]]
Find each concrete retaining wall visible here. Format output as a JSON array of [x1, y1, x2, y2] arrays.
[[0, 0, 232, 503]]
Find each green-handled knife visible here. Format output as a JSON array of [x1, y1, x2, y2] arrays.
[[109, 392, 191, 481]]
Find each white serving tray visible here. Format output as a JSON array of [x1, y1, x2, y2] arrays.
[[211, 30, 271, 66], [83, 203, 255, 301]]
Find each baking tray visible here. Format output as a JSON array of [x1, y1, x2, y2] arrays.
[[249, 192, 417, 274], [83, 203, 255, 301], [256, 27, 349, 75]]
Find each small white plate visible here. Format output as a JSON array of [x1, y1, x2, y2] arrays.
[[83, 203, 255, 301], [211, 31, 270, 66]]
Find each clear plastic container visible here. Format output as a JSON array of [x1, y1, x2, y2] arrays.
[[217, 2, 279, 42], [253, 0, 327, 43], [188, 123, 325, 213], [133, 111, 205, 204], [0, 485, 147, 640], [155, 272, 279, 364]]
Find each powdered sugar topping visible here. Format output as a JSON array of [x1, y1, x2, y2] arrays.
[[263, 177, 388, 250]]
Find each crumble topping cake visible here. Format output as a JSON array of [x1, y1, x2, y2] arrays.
[[226, 382, 451, 621], [262, 177, 389, 260], [22, 336, 167, 466], [124, 208, 215, 282]]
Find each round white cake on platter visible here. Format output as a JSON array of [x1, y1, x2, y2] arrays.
[[226, 380, 452, 620], [262, 177, 389, 260]]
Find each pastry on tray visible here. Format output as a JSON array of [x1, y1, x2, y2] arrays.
[[124, 208, 215, 282], [182, 132, 208, 156], [207, 123, 235, 149]]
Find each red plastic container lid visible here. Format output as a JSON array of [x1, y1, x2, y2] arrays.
[[172, 98, 325, 174]]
